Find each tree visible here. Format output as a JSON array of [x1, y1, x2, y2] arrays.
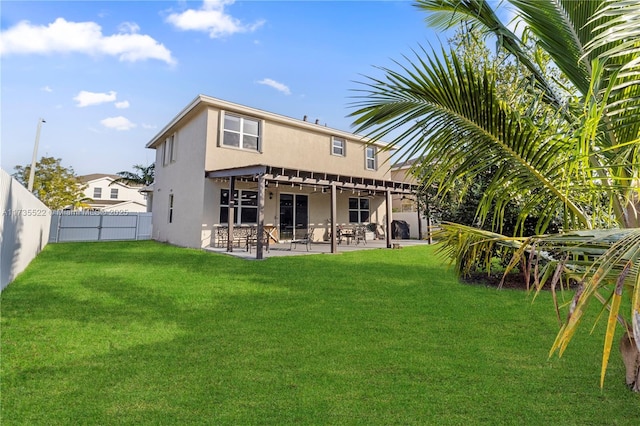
[[350, 0, 639, 390], [110, 163, 154, 187], [13, 156, 87, 210]]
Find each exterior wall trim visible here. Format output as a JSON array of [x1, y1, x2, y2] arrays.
[[146, 94, 391, 150]]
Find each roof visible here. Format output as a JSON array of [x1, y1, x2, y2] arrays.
[[391, 158, 422, 170], [205, 164, 418, 194], [85, 199, 146, 207], [77, 173, 143, 188], [77, 173, 120, 183], [146, 94, 392, 150]]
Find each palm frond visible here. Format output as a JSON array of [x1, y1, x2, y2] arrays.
[[509, 0, 605, 95], [585, 0, 640, 69], [351, 46, 591, 230], [415, 0, 565, 108], [110, 164, 155, 187]]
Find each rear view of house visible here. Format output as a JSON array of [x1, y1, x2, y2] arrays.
[[146, 95, 417, 253]]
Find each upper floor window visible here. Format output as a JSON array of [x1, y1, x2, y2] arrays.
[[365, 146, 377, 170], [163, 133, 177, 166], [332, 137, 345, 156], [93, 187, 102, 199], [110, 188, 118, 199], [222, 113, 260, 151], [163, 140, 170, 166]]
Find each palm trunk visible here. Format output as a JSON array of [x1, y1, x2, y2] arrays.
[[620, 332, 640, 392]]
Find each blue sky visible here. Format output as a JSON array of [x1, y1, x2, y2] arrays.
[[1, 0, 450, 176]]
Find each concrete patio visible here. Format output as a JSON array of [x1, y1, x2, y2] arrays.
[[205, 238, 432, 259]]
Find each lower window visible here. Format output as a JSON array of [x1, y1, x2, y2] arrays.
[[349, 197, 370, 223], [220, 189, 258, 224]]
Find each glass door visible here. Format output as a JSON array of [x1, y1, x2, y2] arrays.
[[279, 194, 308, 240]]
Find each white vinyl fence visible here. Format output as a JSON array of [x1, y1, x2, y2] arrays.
[[49, 212, 152, 243], [1, 168, 51, 291]]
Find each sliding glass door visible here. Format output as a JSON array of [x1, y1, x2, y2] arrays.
[[279, 194, 308, 240]]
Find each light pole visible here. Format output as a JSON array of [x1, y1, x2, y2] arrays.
[[27, 118, 46, 192]]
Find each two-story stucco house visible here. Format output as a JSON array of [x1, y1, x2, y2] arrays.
[[78, 174, 148, 212], [146, 95, 417, 257]]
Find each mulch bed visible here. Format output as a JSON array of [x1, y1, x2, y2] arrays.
[[462, 272, 577, 291]]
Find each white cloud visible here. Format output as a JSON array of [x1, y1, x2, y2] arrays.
[[257, 78, 291, 95], [142, 123, 157, 130], [74, 90, 117, 107], [41, 85, 53, 92], [101, 116, 136, 131], [115, 100, 130, 109], [0, 18, 176, 65], [118, 22, 140, 34], [166, 0, 265, 38]]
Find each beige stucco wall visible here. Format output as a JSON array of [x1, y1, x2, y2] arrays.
[[202, 179, 388, 248], [203, 106, 393, 180], [152, 109, 208, 248]]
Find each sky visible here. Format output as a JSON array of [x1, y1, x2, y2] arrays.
[[1, 0, 453, 176]]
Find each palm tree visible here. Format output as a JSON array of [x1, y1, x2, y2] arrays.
[[110, 163, 155, 187], [350, 0, 639, 390]]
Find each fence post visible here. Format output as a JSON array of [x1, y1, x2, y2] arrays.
[[55, 212, 61, 243], [97, 213, 103, 241]]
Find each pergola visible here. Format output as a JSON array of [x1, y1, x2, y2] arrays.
[[205, 164, 423, 259]]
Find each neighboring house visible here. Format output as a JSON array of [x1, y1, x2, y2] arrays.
[[77, 174, 148, 212], [390, 158, 421, 213], [145, 94, 418, 255]]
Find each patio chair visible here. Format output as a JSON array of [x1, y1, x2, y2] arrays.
[[354, 225, 367, 245], [215, 226, 229, 248], [290, 228, 314, 251], [247, 228, 270, 253]]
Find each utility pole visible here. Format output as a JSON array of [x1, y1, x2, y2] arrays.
[[27, 118, 46, 192]]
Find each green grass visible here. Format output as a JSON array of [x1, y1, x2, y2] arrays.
[[1, 241, 638, 425]]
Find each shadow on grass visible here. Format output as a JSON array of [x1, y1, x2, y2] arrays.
[[3, 241, 639, 424]]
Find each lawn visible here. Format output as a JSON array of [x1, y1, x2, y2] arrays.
[[1, 241, 638, 425]]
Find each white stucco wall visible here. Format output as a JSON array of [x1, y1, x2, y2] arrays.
[[152, 110, 208, 248], [391, 212, 428, 240], [102, 201, 148, 213], [1, 168, 51, 290]]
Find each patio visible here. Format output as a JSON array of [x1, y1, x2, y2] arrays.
[[205, 238, 431, 259]]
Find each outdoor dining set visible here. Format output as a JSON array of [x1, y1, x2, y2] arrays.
[[214, 224, 370, 253]]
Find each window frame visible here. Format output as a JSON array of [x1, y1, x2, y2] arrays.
[[220, 111, 262, 152], [110, 188, 118, 199], [219, 189, 258, 224], [168, 194, 174, 223], [348, 197, 370, 224], [162, 133, 177, 166], [365, 146, 377, 170], [168, 134, 176, 163], [163, 140, 170, 166], [331, 136, 346, 157], [93, 187, 102, 199]]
